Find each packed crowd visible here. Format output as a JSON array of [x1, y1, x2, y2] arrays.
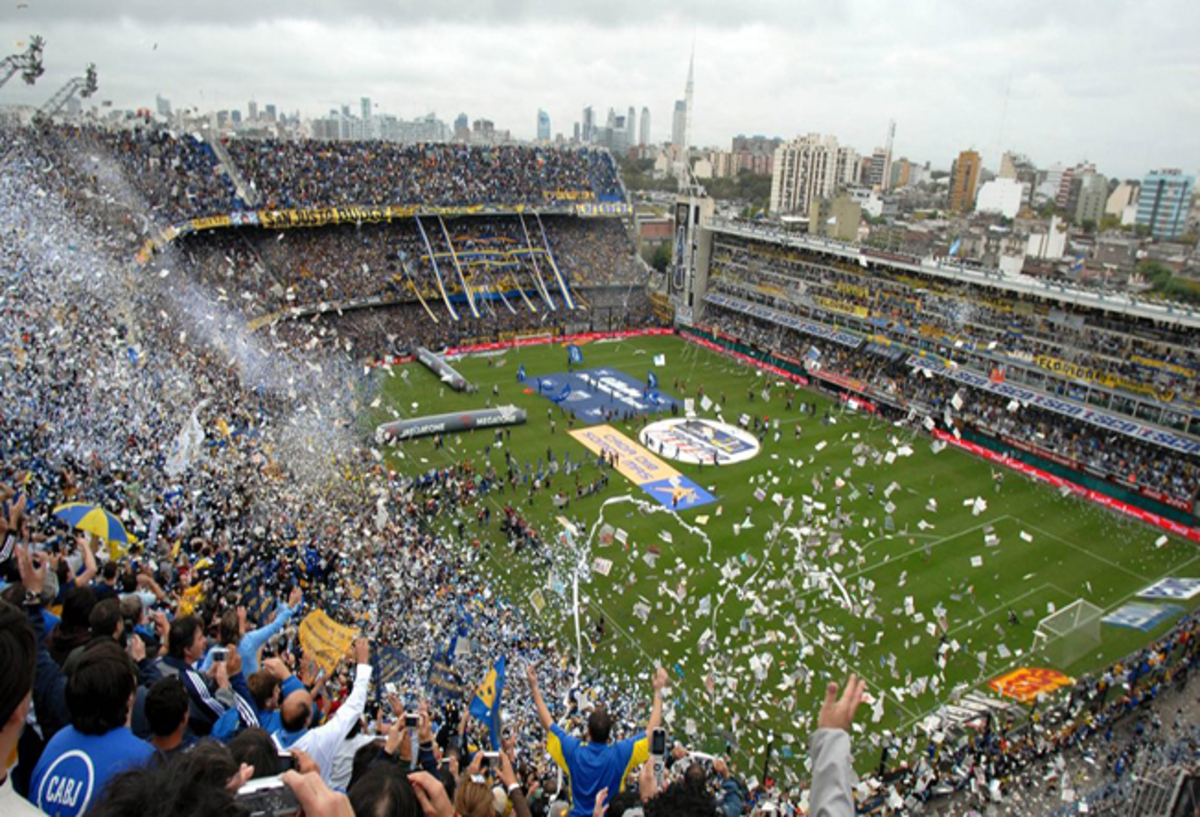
[[227, 141, 622, 211], [710, 236, 1200, 408], [703, 305, 1200, 506], [2, 117, 1197, 817], [19, 123, 627, 224], [166, 214, 647, 318]]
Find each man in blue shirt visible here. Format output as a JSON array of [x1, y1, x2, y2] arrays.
[[30, 640, 155, 817], [526, 663, 667, 817]]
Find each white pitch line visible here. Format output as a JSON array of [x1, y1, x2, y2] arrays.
[[1019, 520, 1154, 582]]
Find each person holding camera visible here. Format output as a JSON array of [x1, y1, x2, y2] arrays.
[[525, 663, 667, 817]]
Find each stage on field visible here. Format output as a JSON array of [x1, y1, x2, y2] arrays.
[[569, 424, 716, 510], [639, 417, 761, 465], [526, 367, 676, 424]]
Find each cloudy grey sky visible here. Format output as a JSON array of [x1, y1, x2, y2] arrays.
[[2, 0, 1196, 180]]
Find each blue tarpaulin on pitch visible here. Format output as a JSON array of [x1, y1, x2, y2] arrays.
[[530, 368, 678, 424]]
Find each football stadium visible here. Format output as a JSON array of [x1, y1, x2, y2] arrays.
[[2, 62, 1199, 817]]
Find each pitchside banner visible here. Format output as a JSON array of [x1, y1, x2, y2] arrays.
[[912, 356, 1200, 456], [704, 292, 863, 348], [569, 425, 716, 510], [932, 429, 1200, 543], [378, 406, 526, 442]]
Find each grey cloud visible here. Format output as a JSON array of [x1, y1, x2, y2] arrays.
[[0, 1, 1194, 180]]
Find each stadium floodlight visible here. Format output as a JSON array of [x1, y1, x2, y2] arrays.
[[1032, 599, 1103, 669], [33, 63, 99, 124], [0, 35, 45, 90]]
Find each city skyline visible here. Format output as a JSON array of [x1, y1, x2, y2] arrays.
[[1, 0, 1197, 180]]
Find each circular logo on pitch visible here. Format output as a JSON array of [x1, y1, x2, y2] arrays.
[[639, 418, 760, 465]]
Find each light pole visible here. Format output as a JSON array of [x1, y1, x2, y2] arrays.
[[762, 730, 774, 784]]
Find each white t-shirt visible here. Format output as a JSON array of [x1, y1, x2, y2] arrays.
[[0, 773, 47, 816]]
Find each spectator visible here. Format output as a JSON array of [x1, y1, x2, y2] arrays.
[[809, 674, 867, 817], [143, 677, 193, 759], [151, 615, 227, 737], [526, 664, 666, 817], [0, 599, 39, 816], [274, 638, 373, 783], [30, 640, 155, 817]]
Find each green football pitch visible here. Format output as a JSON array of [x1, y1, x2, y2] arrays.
[[368, 333, 1200, 781]]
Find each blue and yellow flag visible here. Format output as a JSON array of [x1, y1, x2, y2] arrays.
[[469, 656, 506, 750]]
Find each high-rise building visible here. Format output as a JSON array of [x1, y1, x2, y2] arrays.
[[639, 107, 650, 146], [1137, 169, 1195, 240], [949, 150, 982, 212], [769, 134, 843, 216], [1066, 172, 1108, 227], [155, 94, 171, 117], [834, 146, 860, 187], [231, 110, 242, 124], [627, 106, 636, 146], [264, 104, 277, 122], [868, 121, 895, 192], [869, 148, 890, 191], [1056, 162, 1095, 208], [537, 109, 551, 141], [998, 152, 1018, 180], [582, 106, 595, 143], [671, 100, 687, 149], [247, 100, 258, 121]]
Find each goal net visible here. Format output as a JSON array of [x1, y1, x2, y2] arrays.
[[1033, 599, 1103, 669]]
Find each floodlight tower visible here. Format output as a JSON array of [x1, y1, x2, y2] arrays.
[[0, 36, 45, 89], [34, 63, 97, 123]]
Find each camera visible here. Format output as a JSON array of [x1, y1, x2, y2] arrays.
[[211, 647, 228, 663], [481, 751, 500, 769], [650, 728, 667, 758], [236, 775, 299, 817], [405, 713, 420, 729], [276, 753, 296, 773]]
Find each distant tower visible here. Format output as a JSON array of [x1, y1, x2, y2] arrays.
[[639, 106, 651, 146], [683, 46, 694, 152], [882, 119, 895, 191], [674, 47, 695, 185]]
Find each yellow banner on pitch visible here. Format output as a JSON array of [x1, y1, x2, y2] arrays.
[[568, 425, 679, 487], [298, 610, 358, 675]]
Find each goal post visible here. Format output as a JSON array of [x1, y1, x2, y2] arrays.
[[1032, 599, 1103, 669]]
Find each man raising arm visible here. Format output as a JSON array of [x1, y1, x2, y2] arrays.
[[525, 664, 554, 731], [809, 673, 867, 817]]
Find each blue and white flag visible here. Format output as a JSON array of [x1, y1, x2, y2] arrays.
[[948, 237, 962, 257], [567, 344, 583, 365], [556, 383, 571, 403], [647, 371, 659, 390], [517, 363, 526, 383]]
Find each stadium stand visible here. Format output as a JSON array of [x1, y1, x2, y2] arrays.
[[1, 120, 1197, 817]]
